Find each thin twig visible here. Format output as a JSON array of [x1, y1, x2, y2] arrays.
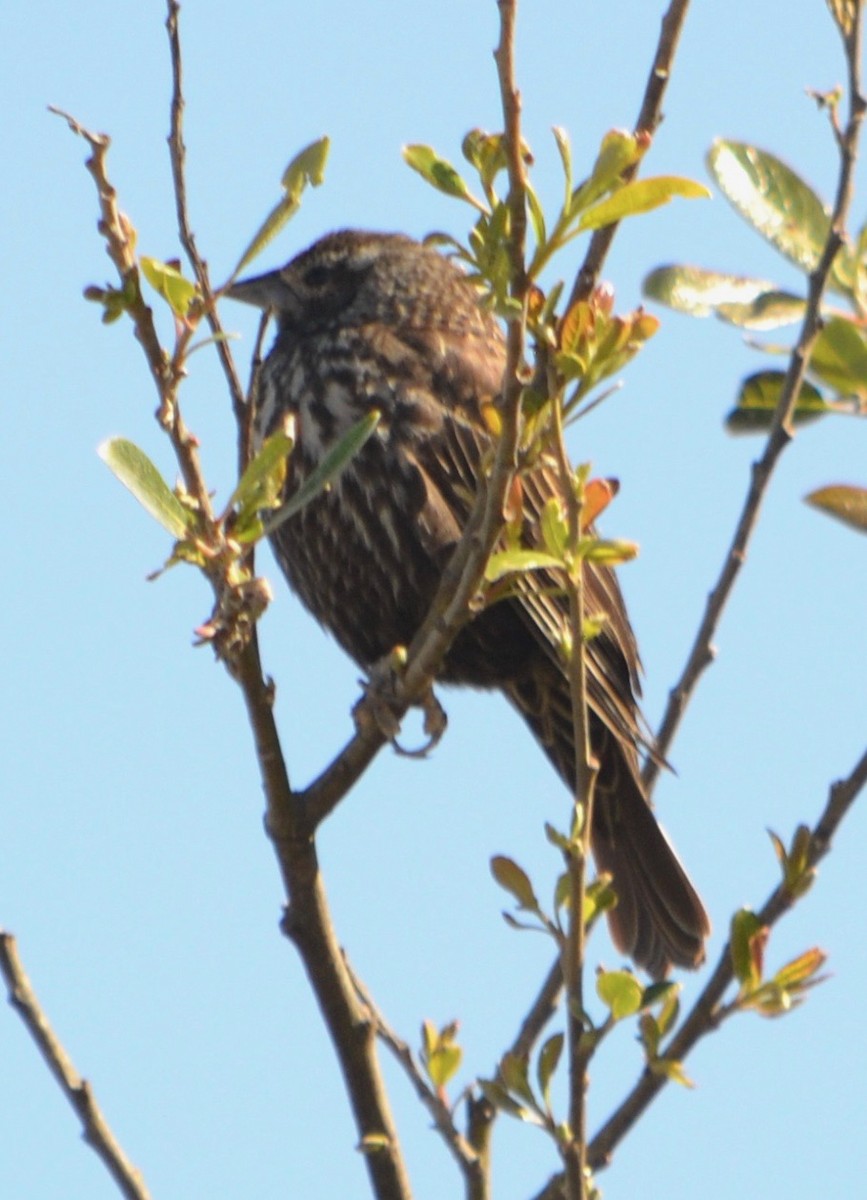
[[344, 957, 485, 1191], [569, 0, 692, 306], [589, 738, 867, 1171], [48, 107, 217, 532], [643, 1, 866, 793], [0, 932, 152, 1200], [509, 957, 564, 1061], [165, 0, 248, 470], [548, 384, 595, 1200]]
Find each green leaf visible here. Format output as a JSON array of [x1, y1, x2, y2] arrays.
[[140, 257, 197, 317], [596, 969, 643, 1020], [526, 181, 547, 250], [730, 908, 765, 989], [98, 438, 193, 538], [484, 548, 564, 583], [262, 410, 380, 535], [643, 265, 805, 329], [281, 135, 330, 195], [421, 1019, 463, 1089], [403, 144, 486, 211], [707, 140, 853, 290], [227, 430, 294, 532], [540, 496, 569, 559], [233, 137, 330, 276], [569, 129, 644, 215], [461, 129, 509, 195], [500, 1051, 537, 1108], [578, 537, 639, 565], [653, 983, 681, 1038], [478, 1078, 529, 1120], [577, 176, 710, 233], [650, 1057, 694, 1088], [552, 126, 573, 208], [725, 371, 830, 434], [809, 316, 867, 398], [490, 855, 539, 912], [536, 1033, 564, 1107], [805, 483, 867, 535], [773, 947, 828, 992]]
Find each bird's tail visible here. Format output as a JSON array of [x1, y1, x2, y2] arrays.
[[504, 670, 709, 979]]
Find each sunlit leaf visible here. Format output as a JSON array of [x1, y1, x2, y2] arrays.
[[805, 483, 867, 534], [98, 438, 193, 538], [485, 548, 564, 583], [577, 176, 709, 233], [774, 947, 828, 991], [644, 265, 805, 329], [578, 537, 639, 565], [526, 181, 547, 250], [596, 969, 643, 1020], [461, 129, 509, 194], [650, 1057, 694, 1088], [707, 141, 854, 292], [541, 496, 569, 559], [730, 908, 766, 990], [552, 125, 573, 207], [140, 257, 197, 317], [227, 431, 294, 534], [421, 1019, 463, 1089], [233, 137, 330, 276], [403, 144, 486, 211], [569, 129, 644, 215]]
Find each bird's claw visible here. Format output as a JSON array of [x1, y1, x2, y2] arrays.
[[352, 652, 447, 758]]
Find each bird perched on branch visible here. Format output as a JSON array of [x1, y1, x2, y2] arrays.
[[229, 229, 709, 978]]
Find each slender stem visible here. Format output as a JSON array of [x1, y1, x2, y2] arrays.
[[165, 0, 248, 471], [590, 741, 867, 1170], [345, 958, 485, 1194], [643, 0, 866, 793], [569, 0, 692, 306], [0, 933, 152, 1200]]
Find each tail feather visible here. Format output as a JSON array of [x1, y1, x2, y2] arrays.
[[504, 669, 709, 979]]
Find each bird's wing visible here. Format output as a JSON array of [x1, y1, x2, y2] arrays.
[[390, 322, 646, 757]]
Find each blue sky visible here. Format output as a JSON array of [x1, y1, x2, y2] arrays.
[[3, 3, 866, 1199]]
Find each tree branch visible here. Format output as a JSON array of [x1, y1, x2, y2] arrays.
[[569, 0, 693, 306], [165, 0, 249, 472], [643, 0, 866, 792], [590, 737, 867, 1170], [344, 957, 486, 1196], [0, 932, 151, 1200]]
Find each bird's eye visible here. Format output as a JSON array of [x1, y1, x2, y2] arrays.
[[303, 264, 332, 288]]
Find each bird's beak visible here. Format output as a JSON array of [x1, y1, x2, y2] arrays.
[[226, 268, 296, 313]]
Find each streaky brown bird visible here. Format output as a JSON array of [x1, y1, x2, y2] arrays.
[[229, 229, 710, 978]]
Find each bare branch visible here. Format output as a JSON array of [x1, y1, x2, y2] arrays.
[[0, 932, 151, 1200], [344, 958, 486, 1196], [165, 0, 248, 471], [569, 0, 693, 306]]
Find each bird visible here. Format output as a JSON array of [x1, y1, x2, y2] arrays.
[[228, 229, 709, 978]]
